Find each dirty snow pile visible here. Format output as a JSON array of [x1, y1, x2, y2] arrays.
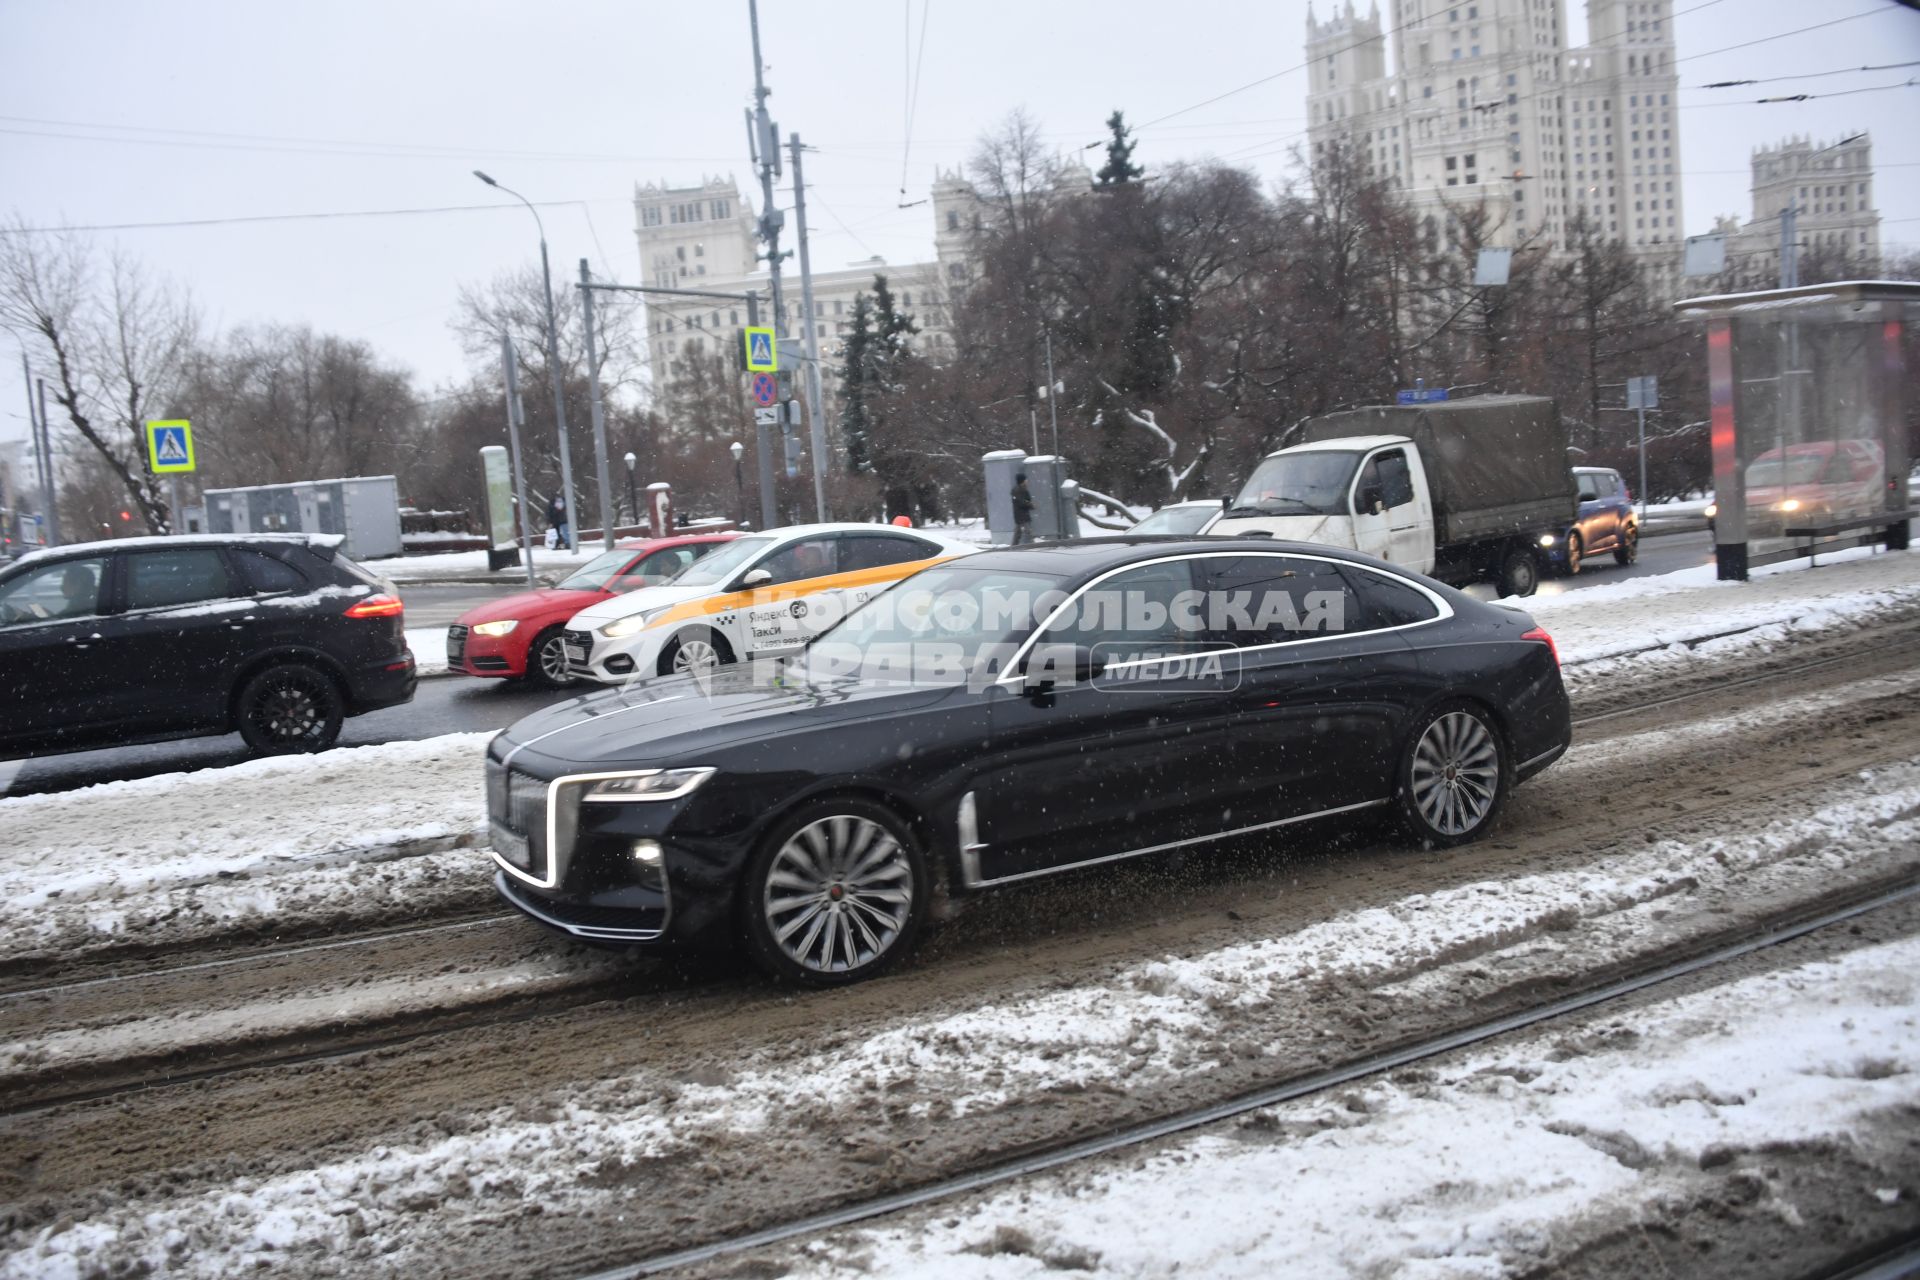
[[0, 733, 493, 957], [790, 932, 1920, 1279], [1521, 546, 1920, 676]]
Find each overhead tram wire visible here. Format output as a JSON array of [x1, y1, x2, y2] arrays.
[[1698, 60, 1920, 89], [897, 0, 933, 208]]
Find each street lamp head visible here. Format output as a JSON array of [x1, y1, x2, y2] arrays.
[[729, 441, 745, 461], [624, 451, 637, 469], [473, 170, 498, 187]]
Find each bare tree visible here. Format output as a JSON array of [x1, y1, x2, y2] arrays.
[[0, 220, 199, 533]]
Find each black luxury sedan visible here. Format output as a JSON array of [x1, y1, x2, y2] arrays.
[[0, 534, 416, 759], [487, 537, 1571, 986]]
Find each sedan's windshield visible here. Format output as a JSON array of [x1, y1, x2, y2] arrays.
[[667, 535, 776, 587], [555, 550, 641, 591], [1230, 450, 1362, 516], [797, 565, 1059, 685], [1129, 505, 1216, 536]]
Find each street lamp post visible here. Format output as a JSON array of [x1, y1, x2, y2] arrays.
[[623, 451, 638, 531], [473, 170, 578, 552], [729, 441, 746, 528]]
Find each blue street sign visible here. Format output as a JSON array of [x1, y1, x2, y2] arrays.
[[1396, 387, 1449, 404]]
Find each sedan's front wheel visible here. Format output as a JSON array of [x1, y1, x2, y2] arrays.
[[1397, 703, 1509, 848], [742, 800, 928, 986]]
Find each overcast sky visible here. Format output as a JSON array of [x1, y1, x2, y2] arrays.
[[3, 0, 1917, 447]]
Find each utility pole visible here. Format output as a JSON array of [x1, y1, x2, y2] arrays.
[[746, 0, 789, 522], [789, 133, 830, 522], [500, 333, 536, 585], [577, 260, 618, 552], [34, 376, 60, 545], [1043, 329, 1060, 456]]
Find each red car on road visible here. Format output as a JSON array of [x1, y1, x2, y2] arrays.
[[447, 533, 739, 687]]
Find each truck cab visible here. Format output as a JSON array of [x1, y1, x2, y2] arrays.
[[1216, 435, 1437, 574]]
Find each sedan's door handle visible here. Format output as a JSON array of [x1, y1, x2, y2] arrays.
[[65, 632, 102, 649]]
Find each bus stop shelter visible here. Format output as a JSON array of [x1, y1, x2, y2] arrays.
[[1672, 281, 1917, 580]]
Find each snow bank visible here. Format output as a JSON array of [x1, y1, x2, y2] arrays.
[[792, 934, 1920, 1279], [0, 734, 492, 957]]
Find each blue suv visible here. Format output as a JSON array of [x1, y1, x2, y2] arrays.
[[1543, 467, 1638, 575]]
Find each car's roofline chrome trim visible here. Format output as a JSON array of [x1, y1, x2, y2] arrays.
[[962, 797, 1391, 889], [995, 550, 1454, 685]]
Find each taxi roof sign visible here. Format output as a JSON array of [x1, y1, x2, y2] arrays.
[[743, 326, 777, 373], [145, 420, 196, 473]]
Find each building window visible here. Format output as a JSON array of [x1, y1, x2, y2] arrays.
[[695, 244, 704, 257], [711, 199, 730, 219], [642, 207, 661, 227]]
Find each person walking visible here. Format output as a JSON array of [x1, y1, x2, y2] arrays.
[[546, 494, 570, 549], [1011, 473, 1035, 545]]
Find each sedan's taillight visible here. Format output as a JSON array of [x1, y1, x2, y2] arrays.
[[344, 593, 405, 619], [1521, 626, 1559, 668]]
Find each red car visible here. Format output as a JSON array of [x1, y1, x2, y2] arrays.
[[447, 533, 739, 687]]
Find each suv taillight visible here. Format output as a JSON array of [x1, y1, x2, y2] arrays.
[[344, 593, 404, 619], [1521, 626, 1559, 668]]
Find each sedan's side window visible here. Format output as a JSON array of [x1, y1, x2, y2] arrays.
[[1036, 559, 1199, 661], [1202, 556, 1364, 647], [1576, 474, 1601, 501], [125, 549, 240, 611], [0, 557, 108, 629], [839, 533, 936, 572], [753, 537, 838, 587], [1342, 566, 1440, 629]]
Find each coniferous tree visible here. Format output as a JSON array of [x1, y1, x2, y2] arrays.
[[1095, 110, 1144, 187], [838, 294, 876, 474]]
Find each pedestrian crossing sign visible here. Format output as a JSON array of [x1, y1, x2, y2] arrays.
[[145, 420, 196, 473], [743, 325, 777, 373]]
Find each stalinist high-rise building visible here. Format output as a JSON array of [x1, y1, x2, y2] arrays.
[[1306, 0, 1685, 292]]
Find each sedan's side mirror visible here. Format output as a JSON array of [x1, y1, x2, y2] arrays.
[[738, 568, 774, 589], [1022, 642, 1106, 693], [1220, 494, 1232, 509]]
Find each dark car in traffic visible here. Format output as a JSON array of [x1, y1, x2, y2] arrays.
[[486, 538, 1570, 985], [0, 534, 415, 759], [1541, 466, 1638, 574]]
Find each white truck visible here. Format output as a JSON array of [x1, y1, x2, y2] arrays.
[[1212, 394, 1577, 597]]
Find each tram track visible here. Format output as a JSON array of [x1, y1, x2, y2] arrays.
[[4, 635, 1918, 1123]]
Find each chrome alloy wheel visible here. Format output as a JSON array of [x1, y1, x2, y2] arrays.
[[536, 632, 573, 684], [671, 635, 721, 675], [1411, 711, 1500, 836], [762, 815, 914, 974]]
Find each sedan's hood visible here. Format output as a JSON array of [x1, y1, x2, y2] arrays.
[[568, 582, 712, 629], [497, 664, 957, 772], [455, 587, 607, 626]]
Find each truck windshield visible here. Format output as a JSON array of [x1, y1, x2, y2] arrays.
[[1229, 451, 1362, 517]]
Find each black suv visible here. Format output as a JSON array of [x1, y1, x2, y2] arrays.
[[0, 535, 415, 759]]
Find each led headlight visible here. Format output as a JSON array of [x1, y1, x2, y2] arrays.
[[600, 606, 673, 639], [1704, 502, 1717, 520], [1777, 498, 1802, 513], [1538, 534, 1557, 547], [469, 619, 519, 637], [581, 768, 716, 802]]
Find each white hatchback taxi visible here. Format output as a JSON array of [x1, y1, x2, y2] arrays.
[[562, 523, 977, 683]]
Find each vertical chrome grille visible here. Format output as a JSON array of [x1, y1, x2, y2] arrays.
[[487, 760, 551, 880]]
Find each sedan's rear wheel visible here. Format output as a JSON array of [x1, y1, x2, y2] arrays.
[[1398, 704, 1508, 848], [236, 664, 343, 755], [742, 800, 927, 986]]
